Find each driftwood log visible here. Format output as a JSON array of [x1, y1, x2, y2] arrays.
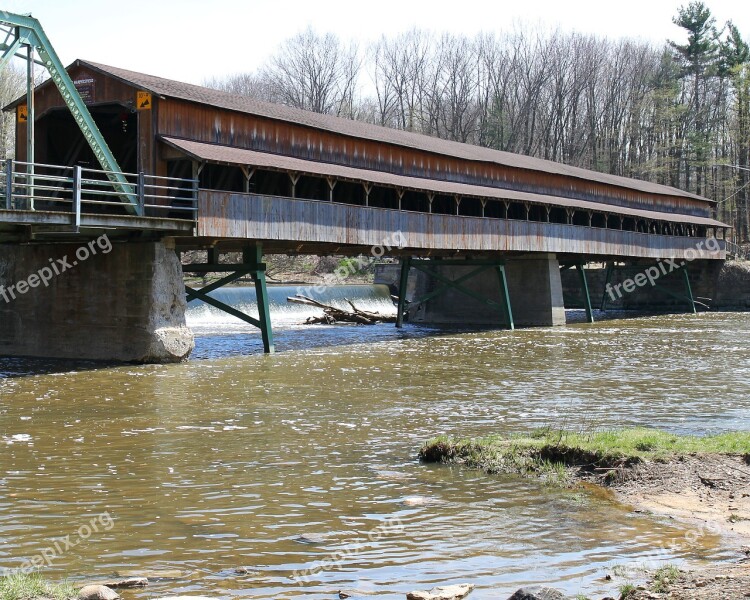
[[287, 294, 396, 325]]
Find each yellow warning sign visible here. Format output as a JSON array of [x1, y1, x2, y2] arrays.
[[17, 104, 27, 123], [136, 91, 152, 110]]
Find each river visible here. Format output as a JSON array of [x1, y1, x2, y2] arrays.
[[1, 284, 748, 598]]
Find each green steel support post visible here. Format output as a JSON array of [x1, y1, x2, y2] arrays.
[[600, 262, 614, 311], [396, 257, 411, 328], [682, 267, 697, 314], [495, 265, 515, 330], [26, 44, 34, 210], [246, 244, 275, 354], [576, 264, 595, 323]]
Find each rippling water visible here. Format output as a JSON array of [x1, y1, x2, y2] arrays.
[[1, 289, 748, 598]]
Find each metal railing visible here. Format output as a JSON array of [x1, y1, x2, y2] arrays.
[[0, 159, 198, 222]]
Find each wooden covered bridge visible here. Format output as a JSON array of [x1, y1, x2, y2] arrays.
[[0, 36, 729, 361]]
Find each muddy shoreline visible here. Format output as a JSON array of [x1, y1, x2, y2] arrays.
[[420, 433, 750, 599]]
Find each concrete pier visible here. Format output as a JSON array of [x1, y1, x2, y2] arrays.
[[505, 255, 566, 327], [561, 260, 750, 311], [0, 240, 194, 362], [406, 254, 566, 327]]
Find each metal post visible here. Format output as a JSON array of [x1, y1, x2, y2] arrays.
[[576, 264, 595, 323], [137, 171, 146, 216], [5, 159, 13, 209], [682, 266, 697, 314], [192, 174, 199, 226], [396, 257, 411, 328], [26, 44, 34, 211], [600, 262, 614, 311], [246, 244, 274, 354], [72, 165, 81, 230], [496, 265, 515, 330]]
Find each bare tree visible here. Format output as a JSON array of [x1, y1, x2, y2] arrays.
[[0, 64, 25, 158], [261, 27, 361, 117]]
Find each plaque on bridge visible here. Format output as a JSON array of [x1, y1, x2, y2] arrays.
[[73, 78, 96, 103]]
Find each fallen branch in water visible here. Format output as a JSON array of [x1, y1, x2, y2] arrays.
[[287, 294, 396, 325]]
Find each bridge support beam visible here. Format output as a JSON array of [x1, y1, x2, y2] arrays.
[[183, 243, 274, 354], [0, 240, 194, 362], [405, 254, 564, 328]]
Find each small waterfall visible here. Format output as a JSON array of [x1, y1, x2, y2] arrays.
[[186, 284, 396, 331]]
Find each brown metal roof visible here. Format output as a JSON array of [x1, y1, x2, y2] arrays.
[[162, 136, 726, 228], [69, 60, 712, 205]]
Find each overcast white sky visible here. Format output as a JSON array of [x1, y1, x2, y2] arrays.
[[3, 0, 749, 85]]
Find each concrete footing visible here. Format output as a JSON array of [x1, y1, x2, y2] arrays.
[[406, 254, 566, 327], [0, 240, 194, 362]]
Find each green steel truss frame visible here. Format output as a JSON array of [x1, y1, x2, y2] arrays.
[[559, 263, 595, 323], [395, 257, 514, 330], [0, 11, 138, 214], [183, 244, 274, 353], [600, 262, 696, 313]]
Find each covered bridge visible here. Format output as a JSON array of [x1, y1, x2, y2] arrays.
[[6, 59, 727, 259]]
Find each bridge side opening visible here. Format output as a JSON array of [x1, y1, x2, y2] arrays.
[[432, 194, 455, 215], [200, 164, 245, 192], [334, 180, 366, 205], [549, 207, 567, 224], [401, 190, 429, 212], [369, 186, 399, 209], [246, 169, 286, 196], [296, 175, 328, 201], [591, 213, 607, 228], [528, 204, 547, 222], [459, 196, 483, 217], [507, 201, 526, 220]]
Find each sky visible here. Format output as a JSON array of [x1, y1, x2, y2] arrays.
[[2, 0, 749, 85]]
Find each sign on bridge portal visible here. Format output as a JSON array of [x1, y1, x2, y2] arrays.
[[137, 91, 152, 110], [17, 104, 27, 123]]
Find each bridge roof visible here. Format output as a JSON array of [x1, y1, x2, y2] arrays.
[[67, 60, 710, 205], [163, 136, 725, 228]]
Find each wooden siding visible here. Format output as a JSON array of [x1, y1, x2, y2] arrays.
[[159, 99, 710, 219], [198, 191, 725, 260]]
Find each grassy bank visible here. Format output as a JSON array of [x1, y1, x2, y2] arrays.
[[419, 427, 750, 484], [0, 573, 74, 600]]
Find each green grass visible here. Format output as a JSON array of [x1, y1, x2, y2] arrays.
[[0, 572, 75, 600], [419, 427, 750, 481], [618, 582, 637, 598], [651, 564, 680, 593]]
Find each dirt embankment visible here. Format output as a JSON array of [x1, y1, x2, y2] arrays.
[[420, 432, 750, 599]]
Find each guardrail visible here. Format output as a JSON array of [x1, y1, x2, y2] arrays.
[[0, 159, 198, 222]]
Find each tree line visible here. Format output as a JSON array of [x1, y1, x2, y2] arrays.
[[206, 2, 750, 245]]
